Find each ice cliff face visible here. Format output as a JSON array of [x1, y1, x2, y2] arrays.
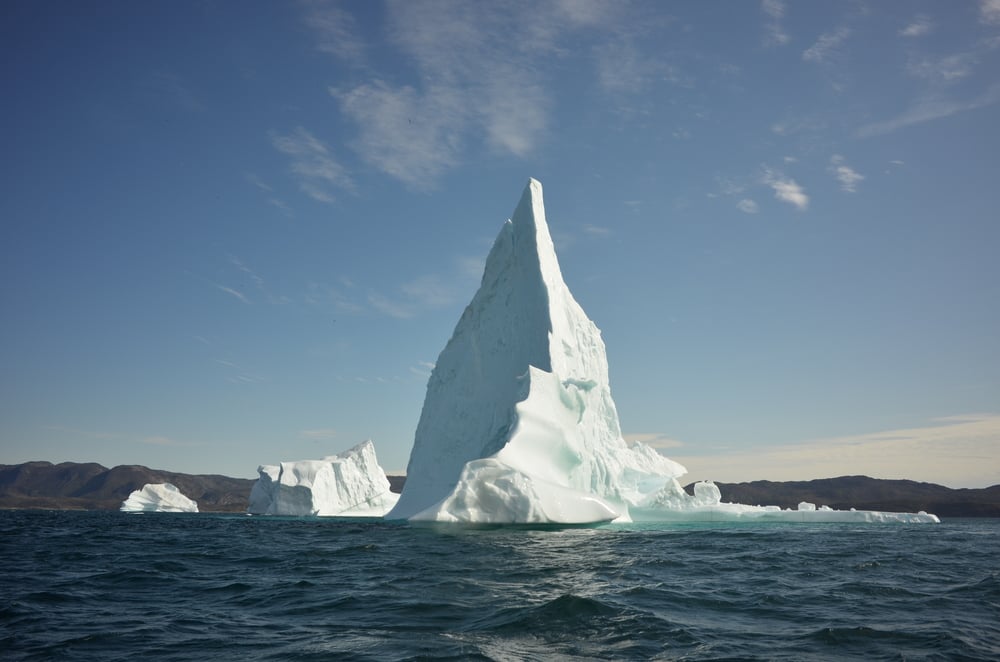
[[120, 483, 198, 513], [247, 440, 399, 517], [387, 179, 688, 523]]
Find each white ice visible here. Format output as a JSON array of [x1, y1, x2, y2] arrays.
[[247, 439, 399, 517], [386, 178, 939, 525], [120, 483, 199, 513]]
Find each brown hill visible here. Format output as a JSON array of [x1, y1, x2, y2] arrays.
[[0, 461, 254, 512]]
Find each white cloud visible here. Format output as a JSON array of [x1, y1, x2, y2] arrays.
[[147, 71, 205, 112], [982, 0, 1000, 25], [270, 127, 353, 203], [299, 428, 338, 441], [737, 199, 759, 214], [216, 284, 250, 304], [323, 2, 570, 189], [245, 173, 272, 192], [401, 275, 457, 308], [761, 166, 809, 211], [761, 0, 790, 46], [302, 0, 366, 63], [802, 27, 851, 64], [907, 53, 977, 83], [409, 360, 436, 378], [583, 224, 612, 236], [310, 3, 660, 188], [624, 433, 685, 450], [332, 81, 467, 190], [829, 154, 864, 193], [367, 292, 415, 319], [669, 414, 1000, 489], [900, 14, 933, 38], [856, 85, 1000, 137]]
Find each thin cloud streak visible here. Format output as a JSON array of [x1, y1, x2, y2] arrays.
[[761, 0, 790, 46], [856, 85, 1000, 137], [270, 127, 354, 203]]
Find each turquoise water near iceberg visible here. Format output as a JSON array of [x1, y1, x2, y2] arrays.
[[1, 511, 998, 660]]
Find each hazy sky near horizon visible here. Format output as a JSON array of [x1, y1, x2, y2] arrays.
[[2, 1, 998, 488]]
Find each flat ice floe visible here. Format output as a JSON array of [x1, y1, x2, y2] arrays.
[[386, 178, 939, 525]]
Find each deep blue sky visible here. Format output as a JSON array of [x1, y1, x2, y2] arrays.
[[2, 1, 998, 487]]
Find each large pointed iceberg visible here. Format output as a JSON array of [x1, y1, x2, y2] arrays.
[[388, 178, 689, 523], [120, 483, 198, 513], [387, 178, 938, 525], [248, 440, 399, 517]]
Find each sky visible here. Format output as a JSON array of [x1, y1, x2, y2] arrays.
[[2, 1, 998, 489]]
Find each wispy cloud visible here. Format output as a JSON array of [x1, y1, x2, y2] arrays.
[[245, 173, 272, 192], [270, 127, 353, 203], [217, 284, 250, 304], [828, 154, 864, 193], [907, 52, 977, 83], [761, 0, 790, 46], [669, 414, 1000, 489], [142, 436, 196, 448], [624, 432, 685, 450], [300, 428, 338, 441], [312, 2, 640, 189], [147, 71, 205, 112], [856, 84, 1000, 137], [761, 166, 809, 211], [583, 224, 612, 236], [802, 27, 851, 64], [737, 199, 759, 214], [409, 361, 436, 378], [332, 81, 467, 190], [982, 0, 1000, 25], [301, 0, 366, 63], [900, 14, 933, 38], [368, 256, 482, 319], [368, 275, 457, 319], [213, 358, 264, 384]]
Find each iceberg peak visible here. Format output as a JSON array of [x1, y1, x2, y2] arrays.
[[387, 178, 687, 523]]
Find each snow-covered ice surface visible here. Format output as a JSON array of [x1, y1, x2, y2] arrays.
[[120, 483, 198, 513], [387, 178, 938, 525], [247, 440, 399, 517]]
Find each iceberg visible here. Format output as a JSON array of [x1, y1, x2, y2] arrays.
[[247, 440, 399, 517], [120, 483, 198, 513], [386, 178, 939, 525]]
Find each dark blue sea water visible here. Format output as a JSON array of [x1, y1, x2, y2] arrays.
[[1, 511, 998, 661]]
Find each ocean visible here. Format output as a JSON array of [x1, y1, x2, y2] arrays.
[[1, 511, 997, 661]]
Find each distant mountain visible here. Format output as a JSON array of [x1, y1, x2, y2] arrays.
[[0, 461, 254, 512], [3, 462, 997, 516], [701, 476, 1000, 518]]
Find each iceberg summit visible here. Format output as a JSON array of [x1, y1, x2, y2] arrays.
[[387, 179, 938, 525]]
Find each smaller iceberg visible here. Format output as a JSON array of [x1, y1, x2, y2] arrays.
[[248, 440, 399, 517], [120, 483, 199, 513]]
